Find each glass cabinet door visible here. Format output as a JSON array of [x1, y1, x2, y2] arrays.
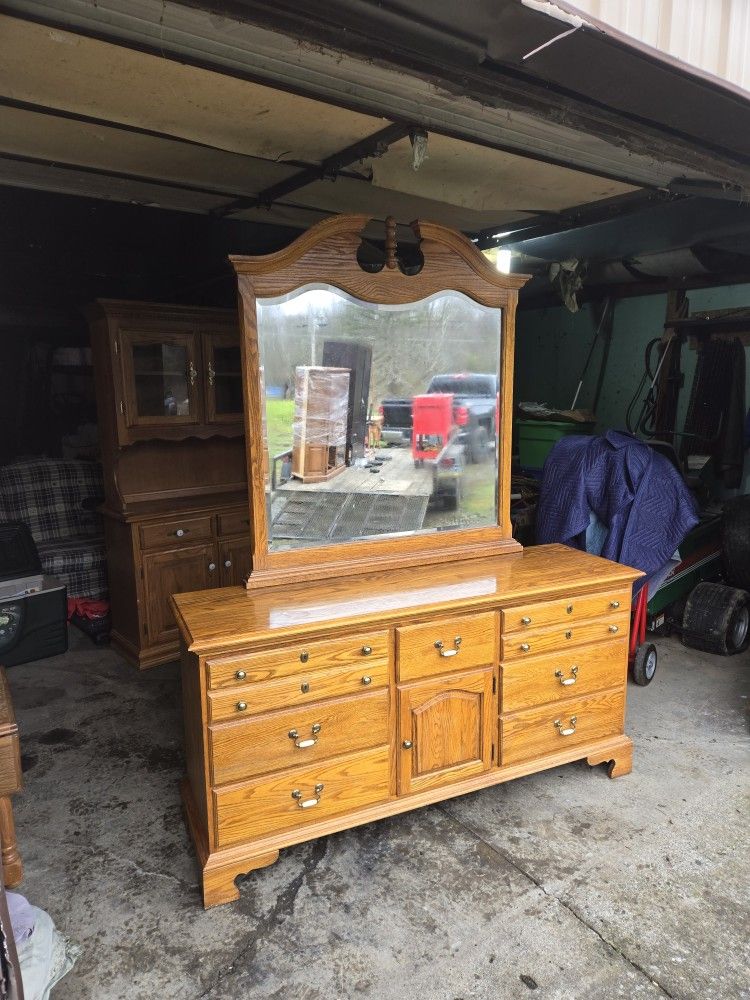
[[120, 329, 201, 427], [203, 332, 243, 423]]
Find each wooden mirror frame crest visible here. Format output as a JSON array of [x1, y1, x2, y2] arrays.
[[230, 214, 531, 590]]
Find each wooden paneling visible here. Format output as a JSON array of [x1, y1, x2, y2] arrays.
[[219, 537, 252, 587], [218, 510, 252, 537], [397, 668, 494, 795], [214, 745, 390, 847], [501, 612, 630, 661], [501, 639, 628, 713], [209, 690, 389, 784], [500, 689, 626, 766], [502, 588, 631, 633], [396, 611, 498, 681]]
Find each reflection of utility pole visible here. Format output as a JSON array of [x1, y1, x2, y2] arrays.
[[310, 311, 327, 365]]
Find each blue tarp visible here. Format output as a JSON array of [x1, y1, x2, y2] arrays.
[[537, 430, 699, 591]]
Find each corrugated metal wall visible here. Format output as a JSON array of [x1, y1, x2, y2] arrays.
[[573, 0, 750, 92]]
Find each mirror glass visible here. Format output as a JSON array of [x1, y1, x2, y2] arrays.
[[256, 284, 501, 551]]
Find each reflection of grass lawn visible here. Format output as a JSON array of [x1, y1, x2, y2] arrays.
[[266, 398, 294, 457], [461, 463, 496, 515]]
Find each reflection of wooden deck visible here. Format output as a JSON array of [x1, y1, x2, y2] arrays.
[[282, 446, 433, 497], [272, 447, 433, 541]]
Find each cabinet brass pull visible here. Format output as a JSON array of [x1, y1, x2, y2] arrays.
[[435, 636, 462, 657], [289, 723, 321, 749], [236, 701, 248, 712], [300, 681, 310, 694], [555, 666, 578, 686], [610, 600, 620, 609], [300, 651, 309, 663], [565, 630, 572, 639], [520, 616, 531, 625], [402, 740, 413, 749], [609, 625, 619, 634], [567, 605, 574, 614], [361, 675, 372, 686], [188, 360, 197, 386], [292, 783, 324, 808], [361, 645, 372, 656], [208, 361, 216, 387], [519, 643, 530, 652], [554, 716, 577, 737], [235, 669, 246, 681]]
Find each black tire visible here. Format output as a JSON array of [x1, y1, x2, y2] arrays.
[[632, 642, 658, 686], [722, 495, 750, 589], [681, 582, 750, 655], [469, 426, 489, 464]]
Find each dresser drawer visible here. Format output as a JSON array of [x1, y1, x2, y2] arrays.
[[500, 688, 625, 766], [206, 631, 389, 690], [502, 589, 630, 633], [217, 509, 251, 537], [210, 690, 389, 784], [207, 657, 389, 722], [139, 514, 213, 549], [396, 611, 497, 681], [501, 639, 628, 713], [214, 745, 390, 847], [501, 612, 629, 661]]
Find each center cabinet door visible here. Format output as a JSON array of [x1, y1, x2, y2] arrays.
[[398, 668, 494, 796]]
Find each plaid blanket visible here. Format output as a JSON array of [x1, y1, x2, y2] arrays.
[[0, 459, 108, 598]]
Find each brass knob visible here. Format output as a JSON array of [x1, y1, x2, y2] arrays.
[[565, 630, 572, 639], [361, 645, 372, 656], [224, 560, 232, 568], [235, 669, 246, 680], [519, 643, 530, 652], [610, 600, 620, 609], [402, 740, 413, 749], [361, 675, 372, 685], [236, 701, 247, 712], [567, 605, 573, 614], [300, 651, 309, 663], [609, 625, 619, 634], [300, 681, 310, 694], [521, 616, 531, 625]]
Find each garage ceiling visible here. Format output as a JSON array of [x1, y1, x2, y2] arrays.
[[0, 10, 639, 233]]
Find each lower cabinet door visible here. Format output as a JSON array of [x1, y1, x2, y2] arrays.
[[398, 668, 494, 796], [219, 536, 252, 587], [142, 543, 217, 647]]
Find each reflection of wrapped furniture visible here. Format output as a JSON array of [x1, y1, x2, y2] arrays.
[[291, 366, 350, 483]]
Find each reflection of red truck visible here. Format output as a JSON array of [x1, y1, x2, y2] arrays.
[[412, 393, 463, 508]]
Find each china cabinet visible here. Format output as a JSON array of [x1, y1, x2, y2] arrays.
[[87, 300, 250, 668], [172, 216, 641, 907]]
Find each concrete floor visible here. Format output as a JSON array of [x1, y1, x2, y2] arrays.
[[6, 629, 749, 1000]]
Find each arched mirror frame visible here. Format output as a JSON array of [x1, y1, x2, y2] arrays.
[[231, 214, 531, 590]]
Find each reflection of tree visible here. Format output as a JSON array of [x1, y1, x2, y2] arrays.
[[258, 289, 501, 407]]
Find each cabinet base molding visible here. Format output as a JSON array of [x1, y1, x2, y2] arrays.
[[185, 736, 632, 909], [586, 737, 633, 777]]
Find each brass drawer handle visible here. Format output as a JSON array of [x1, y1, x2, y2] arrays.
[[610, 600, 620, 609], [235, 669, 246, 681], [554, 716, 577, 737], [609, 625, 619, 634], [292, 783, 324, 809], [300, 651, 309, 663], [566, 605, 573, 614], [236, 701, 248, 712], [519, 643, 530, 653], [300, 681, 310, 694], [361, 645, 372, 656], [361, 675, 372, 686], [289, 723, 321, 749], [402, 740, 413, 749], [555, 666, 578, 686], [435, 636, 462, 657], [520, 616, 531, 625]]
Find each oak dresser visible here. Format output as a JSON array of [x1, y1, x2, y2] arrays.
[[173, 544, 641, 907]]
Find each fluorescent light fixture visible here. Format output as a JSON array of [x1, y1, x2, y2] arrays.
[[496, 248, 512, 273]]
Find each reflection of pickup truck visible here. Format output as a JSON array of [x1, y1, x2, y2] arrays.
[[380, 373, 498, 463]]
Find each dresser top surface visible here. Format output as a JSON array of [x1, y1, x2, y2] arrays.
[[172, 544, 642, 654]]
